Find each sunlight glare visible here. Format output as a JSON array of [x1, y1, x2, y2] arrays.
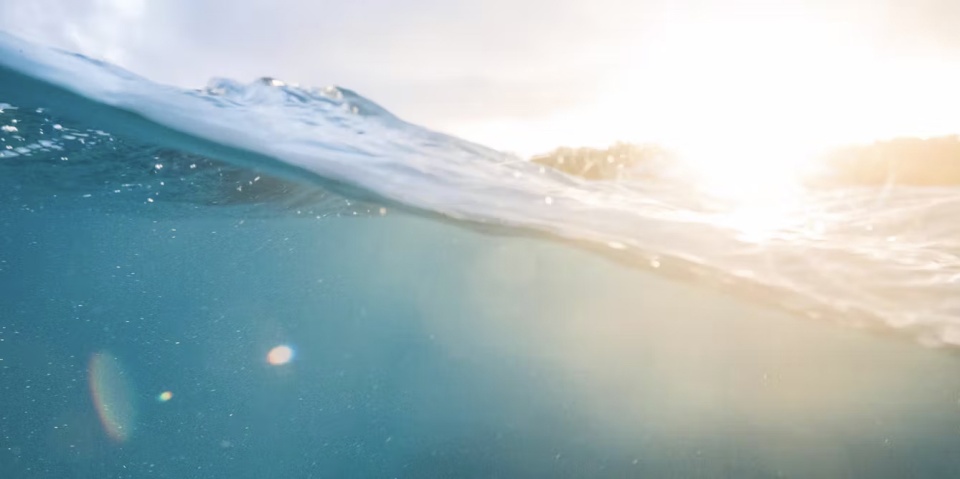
[[572, 12, 959, 241], [455, 6, 960, 242]]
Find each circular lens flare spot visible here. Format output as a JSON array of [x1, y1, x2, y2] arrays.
[[157, 391, 173, 402], [267, 345, 294, 366]]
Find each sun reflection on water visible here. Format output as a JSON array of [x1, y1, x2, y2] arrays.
[[677, 146, 825, 244]]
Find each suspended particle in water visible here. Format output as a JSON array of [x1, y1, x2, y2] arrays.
[[157, 391, 173, 402]]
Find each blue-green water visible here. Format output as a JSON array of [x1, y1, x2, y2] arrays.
[[2, 31, 960, 478], [3, 193, 960, 477]]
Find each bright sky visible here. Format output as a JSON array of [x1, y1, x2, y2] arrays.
[[3, 0, 960, 158]]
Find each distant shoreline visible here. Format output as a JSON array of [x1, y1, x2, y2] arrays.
[[531, 136, 960, 187]]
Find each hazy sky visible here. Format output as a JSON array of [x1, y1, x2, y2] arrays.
[[3, 0, 960, 156]]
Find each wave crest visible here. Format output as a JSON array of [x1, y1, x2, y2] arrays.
[[3, 31, 960, 348]]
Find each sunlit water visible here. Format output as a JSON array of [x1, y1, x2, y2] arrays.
[[1, 32, 960, 478]]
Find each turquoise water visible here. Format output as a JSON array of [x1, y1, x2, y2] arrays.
[[2, 32, 960, 477], [4, 195, 960, 478]]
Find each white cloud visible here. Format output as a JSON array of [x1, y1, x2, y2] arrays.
[[3, 0, 960, 153], [1, 0, 150, 64]]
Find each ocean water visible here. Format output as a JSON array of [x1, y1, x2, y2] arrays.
[[1, 32, 960, 478]]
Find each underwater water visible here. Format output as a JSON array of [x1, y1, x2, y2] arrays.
[[1, 32, 960, 478]]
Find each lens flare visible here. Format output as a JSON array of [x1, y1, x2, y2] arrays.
[[88, 351, 137, 442], [267, 345, 294, 365]]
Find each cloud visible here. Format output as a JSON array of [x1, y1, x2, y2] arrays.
[[878, 0, 960, 53], [0, 0, 645, 141], [0, 0, 151, 64], [3, 0, 960, 152]]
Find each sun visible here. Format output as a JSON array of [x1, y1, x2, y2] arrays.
[[582, 12, 885, 239], [574, 10, 960, 203], [455, 6, 960, 233]]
